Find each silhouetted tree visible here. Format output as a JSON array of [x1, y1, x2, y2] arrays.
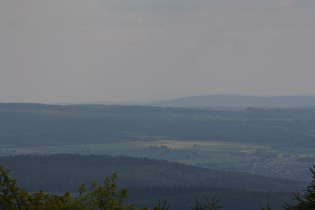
[[283, 165, 315, 210]]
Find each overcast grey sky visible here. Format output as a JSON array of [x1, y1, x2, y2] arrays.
[[1, 0, 315, 103]]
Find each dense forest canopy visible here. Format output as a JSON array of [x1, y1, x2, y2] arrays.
[[1, 103, 315, 146], [1, 154, 312, 210], [0, 154, 306, 193]]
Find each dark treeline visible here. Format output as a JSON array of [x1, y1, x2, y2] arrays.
[[0, 154, 307, 210], [0, 154, 306, 192], [2, 163, 315, 210], [127, 186, 294, 210], [1, 103, 315, 145]]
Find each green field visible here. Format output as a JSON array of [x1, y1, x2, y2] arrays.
[[0, 139, 309, 162], [0, 140, 270, 159], [1, 139, 313, 181], [1, 103, 315, 181]]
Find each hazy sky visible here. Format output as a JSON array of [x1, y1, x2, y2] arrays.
[[1, 0, 315, 103]]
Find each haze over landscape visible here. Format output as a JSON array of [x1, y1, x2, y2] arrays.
[[1, 1, 315, 209], [1, 0, 315, 103]]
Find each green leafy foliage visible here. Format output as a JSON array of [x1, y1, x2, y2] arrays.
[[73, 172, 134, 210], [0, 166, 136, 209], [0, 166, 74, 209], [0, 166, 27, 210]]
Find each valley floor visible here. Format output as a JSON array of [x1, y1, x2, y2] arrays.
[[2, 139, 314, 181]]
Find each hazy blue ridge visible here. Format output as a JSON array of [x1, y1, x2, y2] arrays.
[[1, 102, 315, 146], [144, 95, 315, 108]]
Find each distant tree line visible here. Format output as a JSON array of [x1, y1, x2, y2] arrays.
[[1, 104, 315, 146]]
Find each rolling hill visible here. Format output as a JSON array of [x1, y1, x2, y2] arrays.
[[1, 102, 315, 146], [0, 154, 307, 209], [145, 94, 315, 108]]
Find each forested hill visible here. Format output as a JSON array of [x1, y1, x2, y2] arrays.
[[0, 154, 305, 193], [1, 103, 315, 146], [0, 154, 307, 209]]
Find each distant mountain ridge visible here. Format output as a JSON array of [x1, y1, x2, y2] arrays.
[[145, 94, 315, 108]]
